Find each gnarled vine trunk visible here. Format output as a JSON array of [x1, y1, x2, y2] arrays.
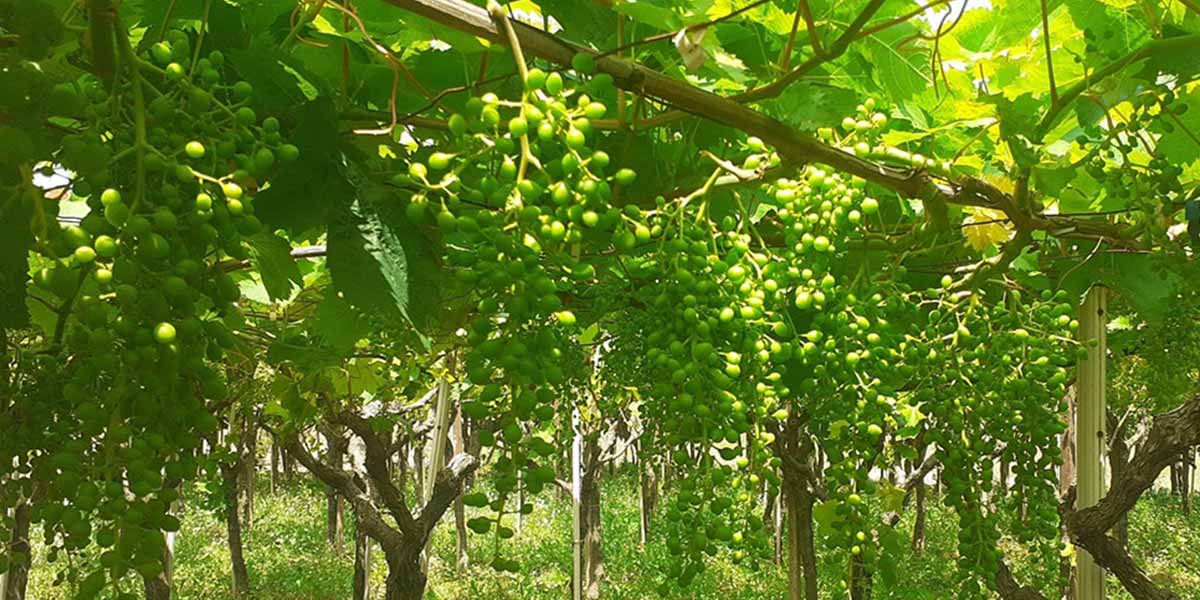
[[222, 463, 251, 598], [383, 551, 426, 600], [141, 530, 173, 600], [322, 426, 347, 553], [579, 436, 604, 600], [778, 419, 818, 600], [353, 518, 372, 600], [2, 501, 31, 600]]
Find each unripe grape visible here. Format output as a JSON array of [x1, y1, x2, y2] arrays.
[[185, 141, 205, 159], [94, 235, 117, 258], [153, 322, 177, 344], [74, 246, 96, 263], [100, 188, 122, 207], [150, 42, 173, 65], [222, 181, 243, 199], [861, 197, 879, 215], [448, 113, 468, 136], [232, 81, 253, 100], [525, 68, 547, 91], [235, 107, 256, 126], [278, 144, 300, 163], [545, 72, 564, 95], [508, 116, 529, 138], [572, 53, 595, 74]]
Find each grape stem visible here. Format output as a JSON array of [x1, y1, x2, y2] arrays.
[[488, 2, 534, 183], [189, 0, 214, 77], [114, 16, 148, 211]]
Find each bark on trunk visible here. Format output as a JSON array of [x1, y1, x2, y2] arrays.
[[2, 502, 31, 600], [580, 437, 604, 600], [779, 420, 818, 600], [639, 448, 658, 546], [1180, 458, 1192, 516], [241, 419, 257, 530], [1060, 387, 1078, 600], [1107, 409, 1131, 548], [383, 552, 426, 600], [849, 551, 872, 600], [270, 435, 280, 495], [141, 530, 173, 600], [773, 490, 784, 564], [353, 519, 372, 600], [451, 406, 469, 572], [282, 443, 296, 482], [324, 427, 347, 554], [783, 485, 804, 600], [999, 458, 1010, 496], [223, 464, 251, 598], [762, 485, 777, 552], [911, 479, 927, 553]]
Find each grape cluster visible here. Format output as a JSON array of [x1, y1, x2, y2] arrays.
[[2, 29, 296, 595], [396, 53, 1078, 593]]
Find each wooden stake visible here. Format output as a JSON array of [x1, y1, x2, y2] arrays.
[[1076, 285, 1107, 600], [421, 376, 454, 573]]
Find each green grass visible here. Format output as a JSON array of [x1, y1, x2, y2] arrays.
[[22, 473, 1200, 599]]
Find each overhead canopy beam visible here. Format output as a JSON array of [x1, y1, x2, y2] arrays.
[[380, 0, 1127, 245]]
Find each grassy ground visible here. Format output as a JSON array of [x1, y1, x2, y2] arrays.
[[23, 472, 1200, 599]]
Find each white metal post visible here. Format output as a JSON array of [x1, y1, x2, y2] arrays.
[[1076, 285, 1107, 600]]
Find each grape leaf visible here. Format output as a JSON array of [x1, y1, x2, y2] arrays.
[[250, 232, 302, 301], [254, 98, 349, 235], [312, 288, 370, 353], [1059, 253, 1180, 323], [327, 193, 411, 324]]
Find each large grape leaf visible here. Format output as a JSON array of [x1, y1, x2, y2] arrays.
[[1059, 253, 1180, 323], [250, 232, 302, 301], [228, 40, 326, 113], [327, 192, 411, 325], [863, 24, 929, 102], [1152, 88, 1200, 160], [311, 288, 370, 353], [207, 0, 248, 52], [957, 0, 1063, 53], [539, 0, 616, 43], [254, 98, 349, 235]]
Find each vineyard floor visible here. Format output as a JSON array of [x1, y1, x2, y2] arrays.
[[24, 473, 1200, 600]]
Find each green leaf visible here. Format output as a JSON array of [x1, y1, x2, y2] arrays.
[[1152, 88, 1200, 160], [1059, 253, 1180, 323], [614, 1, 681, 31], [768, 83, 860, 131], [208, 0, 248, 52], [228, 40, 324, 114], [875, 481, 906, 514], [579, 322, 600, 345], [312, 288, 370, 353], [864, 25, 929, 101], [267, 335, 341, 371], [540, 0, 616, 43], [812, 499, 844, 530], [327, 194, 411, 324], [255, 98, 348, 235], [957, 0, 1061, 53], [250, 232, 302, 301]]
